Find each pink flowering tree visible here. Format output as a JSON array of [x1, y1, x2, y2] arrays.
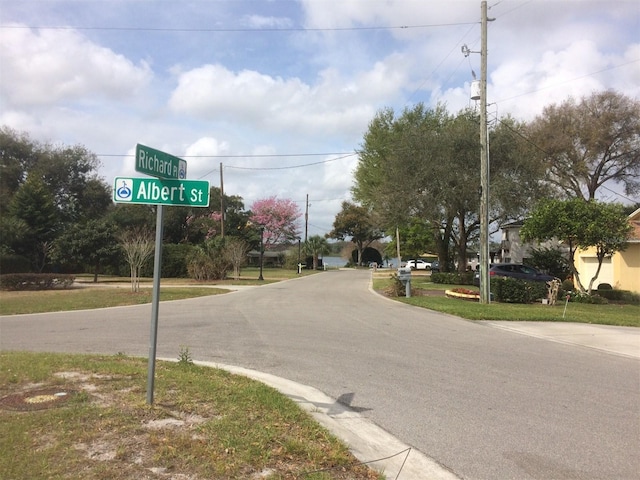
[[249, 197, 302, 249]]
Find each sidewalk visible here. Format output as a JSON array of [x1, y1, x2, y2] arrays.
[[480, 321, 640, 359]]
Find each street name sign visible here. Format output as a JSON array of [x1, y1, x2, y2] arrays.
[[113, 177, 210, 207], [135, 144, 187, 180]]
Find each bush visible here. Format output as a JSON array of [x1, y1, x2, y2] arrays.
[[161, 244, 194, 278], [491, 277, 548, 304], [387, 273, 408, 297], [431, 272, 474, 285], [568, 291, 609, 304], [0, 273, 75, 291], [562, 279, 575, 293], [594, 289, 640, 305]]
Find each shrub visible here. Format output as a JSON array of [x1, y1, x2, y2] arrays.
[[568, 291, 609, 304], [491, 277, 548, 304], [562, 279, 575, 292], [387, 273, 408, 297], [595, 289, 640, 305], [161, 244, 194, 278], [0, 273, 75, 291], [431, 272, 474, 285]]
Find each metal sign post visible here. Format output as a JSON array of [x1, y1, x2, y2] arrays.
[[112, 144, 209, 405], [146, 204, 164, 405]]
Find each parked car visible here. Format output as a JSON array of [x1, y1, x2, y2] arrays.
[[430, 260, 440, 272], [474, 263, 557, 286], [406, 259, 430, 270]]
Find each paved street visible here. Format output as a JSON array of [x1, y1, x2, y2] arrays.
[[1, 269, 639, 479]]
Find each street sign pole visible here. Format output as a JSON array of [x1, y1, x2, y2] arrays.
[[146, 204, 164, 405], [117, 145, 202, 405]]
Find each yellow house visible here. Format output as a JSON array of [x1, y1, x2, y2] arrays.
[[575, 207, 640, 293]]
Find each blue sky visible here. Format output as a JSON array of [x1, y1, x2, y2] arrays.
[[1, 0, 639, 237]]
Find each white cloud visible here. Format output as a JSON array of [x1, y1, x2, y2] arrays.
[[0, 25, 152, 107], [242, 15, 293, 28], [168, 56, 408, 139]]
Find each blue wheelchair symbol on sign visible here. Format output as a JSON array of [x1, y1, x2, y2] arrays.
[[115, 179, 133, 201]]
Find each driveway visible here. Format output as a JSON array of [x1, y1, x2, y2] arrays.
[[1, 269, 639, 479]]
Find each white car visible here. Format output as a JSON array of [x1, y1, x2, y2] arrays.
[[405, 259, 430, 270]]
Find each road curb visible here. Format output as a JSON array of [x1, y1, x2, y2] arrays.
[[187, 360, 460, 480]]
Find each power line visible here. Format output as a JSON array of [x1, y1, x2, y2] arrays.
[[225, 153, 356, 170], [0, 21, 478, 33], [195, 153, 357, 179], [97, 152, 353, 158]]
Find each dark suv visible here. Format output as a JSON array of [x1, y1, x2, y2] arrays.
[[474, 263, 556, 285]]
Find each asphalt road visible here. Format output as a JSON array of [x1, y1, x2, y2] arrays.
[[2, 270, 639, 479]]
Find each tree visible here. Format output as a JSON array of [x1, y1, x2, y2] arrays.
[[171, 187, 249, 245], [0, 127, 38, 208], [249, 196, 301, 248], [7, 176, 59, 270], [303, 235, 330, 270], [225, 237, 249, 280], [353, 104, 545, 271], [118, 227, 155, 292], [521, 199, 632, 293], [0, 128, 112, 223], [527, 90, 640, 200], [328, 201, 383, 266], [52, 219, 120, 282]]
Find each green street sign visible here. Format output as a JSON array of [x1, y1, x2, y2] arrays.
[[135, 144, 187, 179], [113, 177, 210, 207]]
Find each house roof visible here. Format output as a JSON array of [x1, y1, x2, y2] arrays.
[[500, 220, 525, 228], [629, 207, 640, 242]]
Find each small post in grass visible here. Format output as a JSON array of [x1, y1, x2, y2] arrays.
[[562, 294, 570, 319]]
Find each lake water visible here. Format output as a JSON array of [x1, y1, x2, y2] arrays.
[[320, 256, 349, 268]]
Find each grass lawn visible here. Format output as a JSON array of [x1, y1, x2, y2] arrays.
[[0, 268, 319, 316], [0, 352, 381, 479], [373, 277, 640, 327], [0, 287, 228, 315]]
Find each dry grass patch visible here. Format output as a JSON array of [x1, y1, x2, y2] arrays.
[[0, 352, 382, 480]]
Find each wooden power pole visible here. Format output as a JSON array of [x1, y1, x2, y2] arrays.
[[220, 162, 224, 238], [479, 0, 491, 304]]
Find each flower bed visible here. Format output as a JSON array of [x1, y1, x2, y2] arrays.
[[445, 288, 480, 301]]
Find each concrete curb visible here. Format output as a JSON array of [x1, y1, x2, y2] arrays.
[[189, 361, 460, 480]]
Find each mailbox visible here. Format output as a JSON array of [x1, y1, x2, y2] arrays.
[[397, 267, 412, 297], [397, 267, 412, 282]]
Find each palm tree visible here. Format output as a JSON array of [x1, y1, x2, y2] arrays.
[[303, 235, 330, 270]]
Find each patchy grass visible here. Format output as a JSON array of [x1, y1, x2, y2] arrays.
[[0, 352, 382, 480], [0, 287, 227, 315], [373, 278, 640, 327], [1, 269, 322, 316]]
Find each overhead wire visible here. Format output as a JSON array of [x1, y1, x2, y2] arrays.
[[0, 22, 477, 33]]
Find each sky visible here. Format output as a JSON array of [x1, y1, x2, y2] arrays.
[[1, 0, 639, 238]]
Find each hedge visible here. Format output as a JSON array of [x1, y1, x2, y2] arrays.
[[431, 272, 475, 285], [490, 277, 548, 304], [593, 289, 640, 305], [0, 273, 76, 291]]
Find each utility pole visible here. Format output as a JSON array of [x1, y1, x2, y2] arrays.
[[220, 162, 224, 238], [479, 0, 491, 304], [304, 194, 309, 243]]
